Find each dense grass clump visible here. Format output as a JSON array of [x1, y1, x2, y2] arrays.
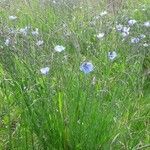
[[0, 0, 149, 149]]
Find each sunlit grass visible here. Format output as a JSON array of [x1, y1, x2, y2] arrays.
[[0, 0, 149, 149]]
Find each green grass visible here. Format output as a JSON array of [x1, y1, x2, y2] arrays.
[[0, 0, 150, 149]]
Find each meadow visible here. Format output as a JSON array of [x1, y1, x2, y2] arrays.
[[0, 0, 150, 149]]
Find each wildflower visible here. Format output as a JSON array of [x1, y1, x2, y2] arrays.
[[53, 0, 56, 4], [97, 33, 105, 39], [116, 25, 130, 37], [40, 67, 50, 75], [9, 16, 17, 20], [5, 38, 10, 46], [36, 40, 44, 46], [116, 24, 130, 37], [8, 28, 16, 34], [122, 27, 130, 33], [144, 21, 150, 27], [108, 51, 117, 61], [131, 37, 140, 43], [19, 26, 29, 36], [143, 43, 148, 47], [32, 28, 39, 36], [121, 32, 128, 37], [80, 62, 94, 74], [116, 24, 123, 31], [100, 11, 108, 16], [122, 27, 130, 37], [54, 45, 65, 52], [94, 15, 100, 20], [128, 19, 137, 26], [139, 34, 146, 39]]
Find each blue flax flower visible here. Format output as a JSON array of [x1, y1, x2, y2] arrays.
[[80, 62, 94, 74]]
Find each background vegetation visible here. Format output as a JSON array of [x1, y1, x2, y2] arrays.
[[0, 0, 149, 149]]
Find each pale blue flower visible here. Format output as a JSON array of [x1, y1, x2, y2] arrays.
[[139, 34, 146, 39], [116, 24, 130, 37], [144, 21, 150, 27], [128, 19, 137, 26], [9, 16, 17, 20], [54, 45, 65, 52], [32, 28, 39, 36], [108, 51, 117, 60], [121, 32, 129, 37], [8, 28, 16, 34], [40, 67, 49, 75], [19, 26, 29, 36], [131, 37, 140, 43], [5, 38, 10, 46], [97, 33, 105, 39], [80, 62, 94, 74], [53, 0, 56, 4], [36, 40, 44, 46], [143, 43, 148, 47], [122, 27, 130, 37], [100, 11, 108, 16], [116, 24, 123, 31]]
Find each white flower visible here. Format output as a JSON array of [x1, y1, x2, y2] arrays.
[[121, 32, 128, 37], [108, 51, 117, 61], [121, 27, 130, 37], [116, 24, 130, 37], [53, 0, 56, 4], [54, 45, 65, 52], [144, 21, 150, 27], [36, 40, 44, 46], [131, 37, 140, 43], [96, 33, 105, 39], [139, 34, 146, 39], [32, 28, 39, 36], [40, 67, 50, 75], [19, 26, 29, 36], [143, 43, 148, 47], [8, 28, 16, 34], [116, 24, 123, 31], [94, 15, 100, 20], [100, 11, 108, 16], [122, 27, 130, 33], [9, 16, 17, 20], [128, 19, 137, 26], [5, 38, 10, 46]]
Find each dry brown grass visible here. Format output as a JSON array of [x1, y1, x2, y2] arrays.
[[107, 0, 123, 14]]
